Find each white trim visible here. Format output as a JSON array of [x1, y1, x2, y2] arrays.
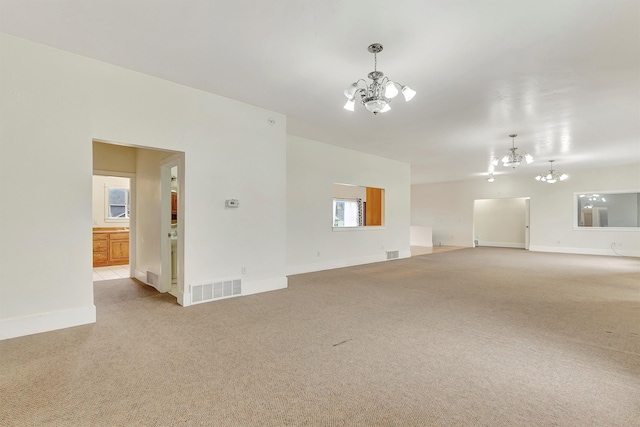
[[477, 241, 525, 249], [241, 276, 288, 296], [529, 245, 640, 257], [0, 305, 96, 341], [177, 291, 190, 307], [287, 251, 411, 276], [571, 226, 640, 232], [332, 226, 386, 232]]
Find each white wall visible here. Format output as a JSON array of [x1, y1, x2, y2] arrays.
[[92, 176, 130, 228], [0, 33, 287, 339], [474, 198, 527, 248], [287, 135, 411, 274], [333, 183, 367, 200], [412, 162, 640, 257]]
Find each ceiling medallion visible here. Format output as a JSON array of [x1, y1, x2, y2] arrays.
[[343, 43, 416, 115]]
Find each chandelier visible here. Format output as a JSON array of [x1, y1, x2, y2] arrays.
[[343, 43, 416, 115], [535, 160, 568, 183], [496, 134, 533, 168]]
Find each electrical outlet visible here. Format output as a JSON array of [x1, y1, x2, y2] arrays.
[[241, 267, 246, 274], [317, 251, 320, 257]]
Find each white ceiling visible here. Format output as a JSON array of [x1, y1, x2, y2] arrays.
[[1, 0, 638, 184]]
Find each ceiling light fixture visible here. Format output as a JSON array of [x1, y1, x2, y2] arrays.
[[535, 160, 568, 183], [487, 173, 495, 183], [343, 43, 416, 115], [497, 134, 533, 168]]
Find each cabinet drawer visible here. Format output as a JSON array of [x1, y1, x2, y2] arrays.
[[93, 233, 108, 241], [93, 252, 109, 266], [110, 232, 129, 241], [93, 240, 108, 252]]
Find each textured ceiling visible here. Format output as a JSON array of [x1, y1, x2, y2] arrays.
[[1, 0, 638, 183]]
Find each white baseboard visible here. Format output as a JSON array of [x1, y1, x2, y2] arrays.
[[177, 291, 190, 307], [241, 276, 288, 296], [287, 251, 411, 276], [134, 269, 151, 286], [178, 276, 288, 307], [0, 305, 96, 341], [477, 241, 525, 249], [529, 245, 640, 257]]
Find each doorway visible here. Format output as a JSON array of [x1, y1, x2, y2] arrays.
[[473, 197, 530, 249], [92, 173, 134, 281], [92, 140, 185, 306], [160, 156, 183, 298]]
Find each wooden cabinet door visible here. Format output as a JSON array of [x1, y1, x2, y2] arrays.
[[109, 240, 129, 264], [366, 187, 383, 226], [109, 232, 129, 265]]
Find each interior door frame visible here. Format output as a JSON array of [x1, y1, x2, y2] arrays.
[[93, 169, 136, 278], [160, 155, 184, 298], [525, 198, 531, 250]]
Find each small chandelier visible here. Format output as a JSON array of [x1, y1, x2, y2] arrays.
[[535, 160, 568, 183], [343, 43, 416, 115], [496, 134, 533, 168]]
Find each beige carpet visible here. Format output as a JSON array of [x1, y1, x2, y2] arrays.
[[411, 245, 466, 256], [1, 248, 639, 426]]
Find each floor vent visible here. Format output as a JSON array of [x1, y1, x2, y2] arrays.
[[386, 250, 400, 260], [192, 279, 241, 305]]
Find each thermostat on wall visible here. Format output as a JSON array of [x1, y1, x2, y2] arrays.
[[225, 199, 239, 208]]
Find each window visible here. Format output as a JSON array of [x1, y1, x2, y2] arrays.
[[106, 187, 130, 221], [333, 199, 361, 227], [574, 191, 640, 229], [332, 183, 384, 228]]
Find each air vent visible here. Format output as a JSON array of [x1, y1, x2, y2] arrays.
[[386, 250, 399, 260], [192, 279, 241, 305], [146, 271, 159, 286]]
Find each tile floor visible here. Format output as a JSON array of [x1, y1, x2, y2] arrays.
[[93, 265, 130, 282]]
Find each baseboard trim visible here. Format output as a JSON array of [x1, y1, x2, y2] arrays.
[[477, 241, 525, 249], [287, 251, 411, 276], [241, 276, 288, 296], [0, 305, 96, 341], [529, 245, 640, 257]]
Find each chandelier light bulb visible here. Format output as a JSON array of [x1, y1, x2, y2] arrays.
[[401, 85, 416, 101], [384, 81, 399, 98], [343, 43, 415, 115], [344, 83, 359, 98], [343, 98, 355, 111]]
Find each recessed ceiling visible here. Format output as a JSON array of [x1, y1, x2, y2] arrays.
[[1, 0, 638, 184]]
